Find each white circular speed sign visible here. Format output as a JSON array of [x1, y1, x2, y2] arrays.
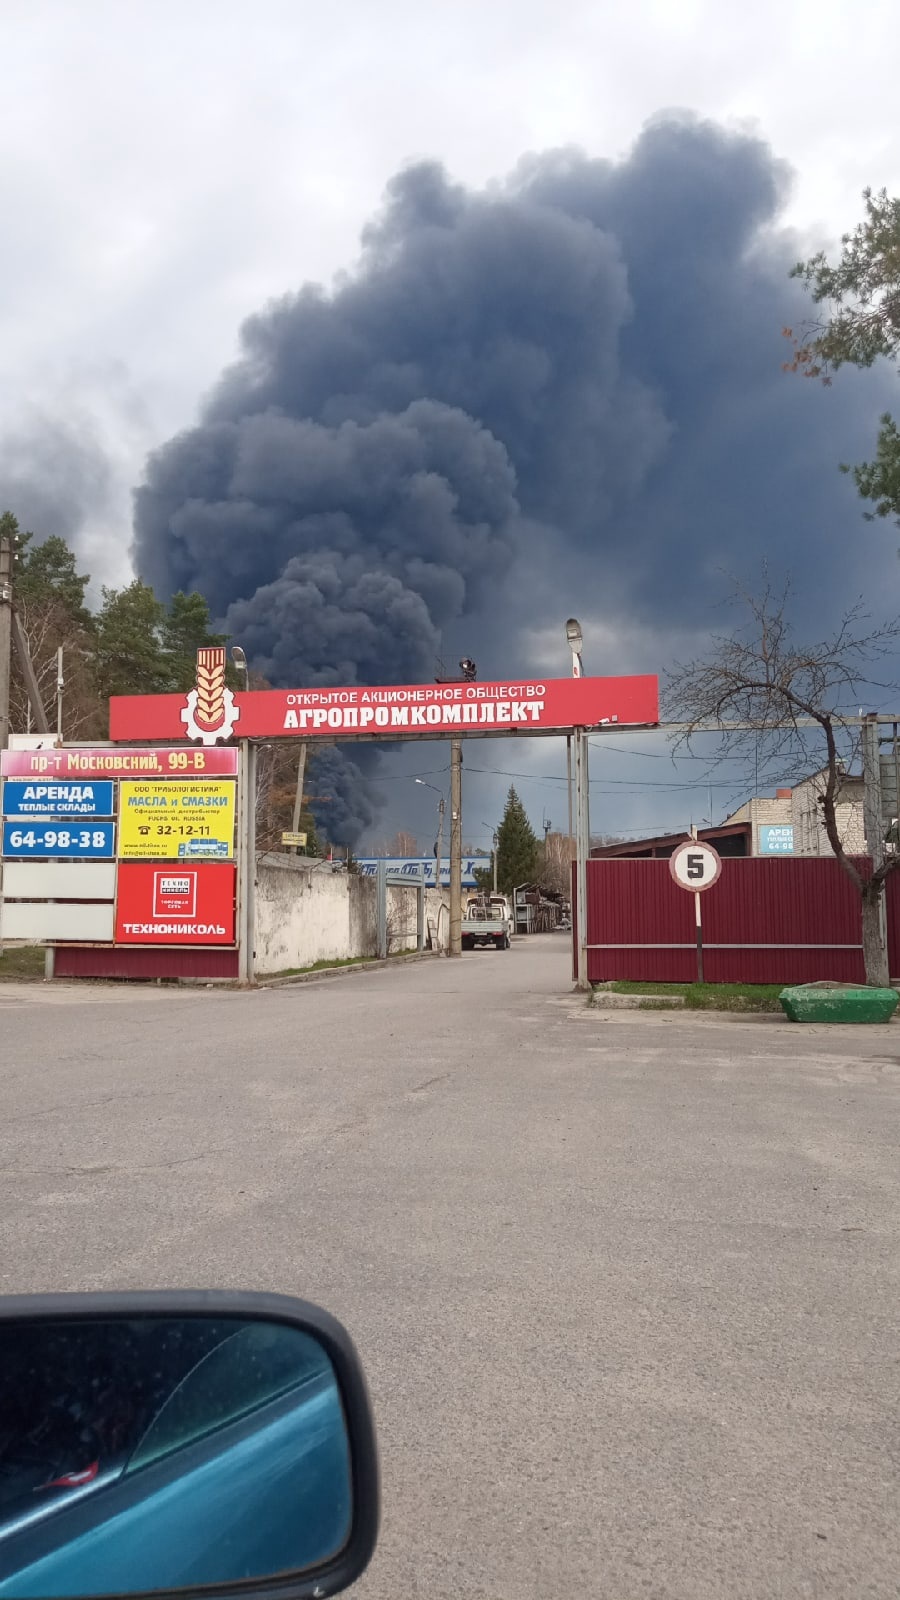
[[669, 839, 722, 892]]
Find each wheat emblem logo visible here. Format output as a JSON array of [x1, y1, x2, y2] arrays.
[[180, 647, 241, 746]]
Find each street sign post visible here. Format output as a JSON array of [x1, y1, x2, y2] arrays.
[[669, 838, 722, 984]]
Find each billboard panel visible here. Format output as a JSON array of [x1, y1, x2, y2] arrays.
[[115, 863, 236, 945], [1, 780, 115, 818], [1, 747, 239, 779], [118, 780, 236, 860], [2, 862, 117, 900], [2, 821, 116, 858], [0, 902, 115, 942]]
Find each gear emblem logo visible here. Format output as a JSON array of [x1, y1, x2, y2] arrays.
[[180, 647, 241, 746]]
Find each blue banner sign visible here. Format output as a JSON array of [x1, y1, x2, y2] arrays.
[[1, 779, 115, 818], [758, 824, 795, 855], [2, 821, 116, 859], [356, 856, 491, 887]]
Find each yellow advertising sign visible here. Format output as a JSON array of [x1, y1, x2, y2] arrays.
[[118, 780, 236, 861]]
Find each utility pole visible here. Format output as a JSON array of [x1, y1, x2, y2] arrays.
[[863, 714, 885, 873], [436, 795, 445, 920], [449, 738, 462, 956], [291, 743, 308, 855], [493, 831, 498, 893], [0, 527, 12, 751], [565, 620, 591, 989], [862, 712, 889, 981], [56, 647, 64, 742], [434, 657, 476, 958]]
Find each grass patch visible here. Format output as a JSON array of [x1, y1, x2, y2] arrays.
[[0, 945, 46, 981], [604, 980, 784, 1013]]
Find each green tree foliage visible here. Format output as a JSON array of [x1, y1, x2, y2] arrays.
[[1, 511, 235, 737], [785, 187, 900, 525], [161, 590, 227, 692], [94, 580, 169, 701], [3, 513, 101, 738], [15, 528, 93, 631], [94, 580, 227, 704], [494, 786, 539, 894]]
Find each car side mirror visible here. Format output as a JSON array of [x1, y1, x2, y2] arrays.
[[0, 1290, 379, 1599]]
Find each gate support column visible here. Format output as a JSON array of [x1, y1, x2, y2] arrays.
[[574, 726, 591, 991], [237, 739, 257, 985]]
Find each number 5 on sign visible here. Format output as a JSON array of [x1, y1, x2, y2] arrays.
[[669, 839, 722, 982]]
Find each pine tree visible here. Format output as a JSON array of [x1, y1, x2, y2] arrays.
[[15, 528, 93, 631], [160, 591, 227, 692], [94, 580, 169, 701], [494, 786, 539, 894]]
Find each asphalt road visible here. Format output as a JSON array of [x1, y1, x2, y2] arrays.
[[2, 939, 899, 1599]]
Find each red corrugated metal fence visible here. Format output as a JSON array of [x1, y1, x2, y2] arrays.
[[53, 946, 240, 981], [584, 858, 899, 985]]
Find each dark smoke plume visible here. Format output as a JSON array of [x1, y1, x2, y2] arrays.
[[133, 112, 893, 841]]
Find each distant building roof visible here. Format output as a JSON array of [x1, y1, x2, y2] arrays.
[[591, 821, 750, 860]]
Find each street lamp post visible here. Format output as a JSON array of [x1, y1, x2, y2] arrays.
[[565, 618, 584, 678], [230, 645, 249, 691], [566, 619, 590, 992]]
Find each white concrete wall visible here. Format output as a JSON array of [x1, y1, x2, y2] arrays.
[[254, 854, 420, 976], [425, 888, 450, 952]]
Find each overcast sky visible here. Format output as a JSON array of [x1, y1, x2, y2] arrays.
[[2, 0, 898, 844]]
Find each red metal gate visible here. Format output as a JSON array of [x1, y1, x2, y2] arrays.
[[582, 857, 899, 985]]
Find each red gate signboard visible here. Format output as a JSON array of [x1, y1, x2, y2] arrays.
[[115, 863, 237, 945], [110, 674, 660, 744]]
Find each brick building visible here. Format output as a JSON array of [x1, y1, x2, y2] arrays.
[[592, 769, 867, 861]]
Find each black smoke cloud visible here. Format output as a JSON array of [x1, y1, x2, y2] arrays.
[[134, 112, 893, 842]]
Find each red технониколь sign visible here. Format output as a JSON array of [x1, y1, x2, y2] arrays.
[[114, 863, 237, 945]]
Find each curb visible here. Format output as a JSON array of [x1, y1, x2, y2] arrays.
[[254, 949, 440, 988], [589, 992, 686, 1010]]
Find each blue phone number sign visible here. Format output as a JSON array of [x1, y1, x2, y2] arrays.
[[2, 821, 116, 858]]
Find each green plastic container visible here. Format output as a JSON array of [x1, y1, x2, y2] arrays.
[[779, 983, 899, 1024]]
